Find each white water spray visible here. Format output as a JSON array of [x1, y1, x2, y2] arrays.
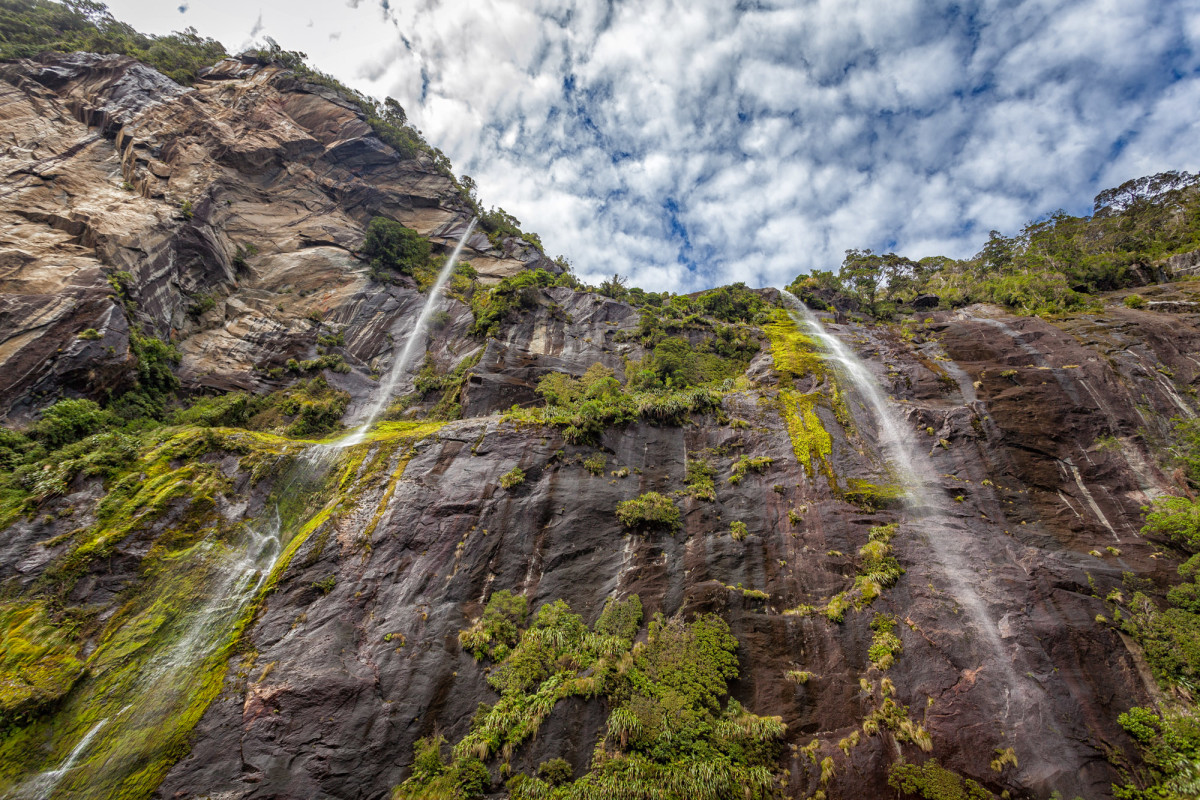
[[339, 217, 478, 448], [780, 291, 1013, 681]]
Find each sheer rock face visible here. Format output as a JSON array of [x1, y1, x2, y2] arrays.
[[0, 52, 555, 421], [3, 52, 1200, 800]]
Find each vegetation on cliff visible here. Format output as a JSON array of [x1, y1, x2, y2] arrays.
[[790, 171, 1200, 317], [398, 593, 786, 800]]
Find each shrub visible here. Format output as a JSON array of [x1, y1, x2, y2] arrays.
[[32, 398, 114, 448], [459, 590, 528, 662], [77, 328, 101, 340], [729, 455, 773, 484], [1124, 294, 1147, 309], [887, 759, 995, 799], [537, 758, 573, 786], [1142, 496, 1200, 551], [499, 467, 525, 489], [730, 521, 748, 541], [362, 217, 431, 278], [582, 453, 607, 476], [616, 492, 681, 534]]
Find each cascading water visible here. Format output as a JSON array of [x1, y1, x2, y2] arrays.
[[10, 517, 285, 799], [8, 719, 107, 800], [8, 218, 480, 796], [780, 291, 1088, 795], [338, 217, 478, 449], [779, 291, 1015, 683]]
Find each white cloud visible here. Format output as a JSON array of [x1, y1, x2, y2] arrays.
[[104, 0, 1200, 292]]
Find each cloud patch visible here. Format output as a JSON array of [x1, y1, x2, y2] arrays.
[[355, 0, 1200, 291]]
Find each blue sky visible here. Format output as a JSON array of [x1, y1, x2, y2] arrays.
[[109, 0, 1200, 292]]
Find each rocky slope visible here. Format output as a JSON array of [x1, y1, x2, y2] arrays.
[[0, 50, 1198, 800]]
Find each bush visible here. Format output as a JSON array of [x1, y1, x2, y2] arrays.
[[537, 758, 573, 786], [32, 399, 114, 448], [730, 520, 748, 541], [1142, 496, 1200, 552], [616, 492, 681, 534], [362, 217, 431, 278], [1125, 293, 1147, 309]]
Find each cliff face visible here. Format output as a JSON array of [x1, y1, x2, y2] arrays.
[[0, 52, 1198, 800]]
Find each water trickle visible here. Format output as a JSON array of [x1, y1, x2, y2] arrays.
[[780, 291, 1014, 683], [338, 217, 478, 449], [8, 718, 107, 800]]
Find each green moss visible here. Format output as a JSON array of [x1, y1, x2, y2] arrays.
[[842, 478, 904, 511], [762, 308, 826, 381], [0, 602, 85, 728], [887, 759, 995, 799], [778, 390, 832, 476]]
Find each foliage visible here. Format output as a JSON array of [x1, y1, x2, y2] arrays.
[[729, 521, 748, 541], [728, 456, 772, 485], [0, 0, 227, 85], [685, 459, 717, 501], [789, 171, 1200, 318], [363, 217, 433, 280], [500, 467, 526, 489], [868, 613, 902, 670], [615, 492, 682, 534], [459, 591, 528, 662], [388, 352, 483, 422], [1113, 706, 1200, 800], [470, 269, 565, 338], [479, 206, 543, 253], [109, 332, 181, 421], [513, 363, 725, 445], [694, 283, 767, 324], [887, 759, 996, 800], [1143, 496, 1200, 552], [31, 399, 114, 449], [1125, 294, 1147, 309], [823, 524, 902, 622]]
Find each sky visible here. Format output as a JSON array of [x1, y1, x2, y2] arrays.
[[106, 0, 1200, 292]]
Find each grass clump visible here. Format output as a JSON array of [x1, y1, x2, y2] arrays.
[[868, 613, 903, 670], [615, 492, 681, 534], [824, 524, 902, 622], [684, 459, 717, 501], [730, 521, 748, 541], [499, 467, 526, 489], [729, 455, 773, 485]]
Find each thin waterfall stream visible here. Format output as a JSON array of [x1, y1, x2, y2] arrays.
[[339, 217, 478, 449], [11, 219, 479, 798], [780, 291, 1016, 688]]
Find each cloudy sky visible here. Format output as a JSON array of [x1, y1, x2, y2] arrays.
[[107, 0, 1200, 291]]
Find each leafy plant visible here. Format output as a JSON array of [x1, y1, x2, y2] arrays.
[[615, 492, 681, 534], [499, 467, 525, 489]]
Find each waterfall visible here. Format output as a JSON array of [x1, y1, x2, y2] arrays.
[[8, 719, 108, 800], [779, 291, 1014, 683], [11, 516, 285, 798], [339, 217, 478, 448]]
